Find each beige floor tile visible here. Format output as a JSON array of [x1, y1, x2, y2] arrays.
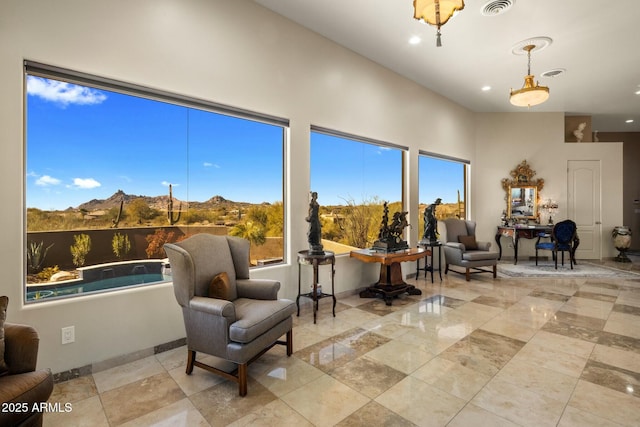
[[411, 356, 491, 400], [480, 314, 539, 342], [375, 376, 466, 427], [336, 400, 416, 426], [558, 405, 625, 427], [560, 296, 614, 319], [510, 340, 589, 378], [396, 322, 470, 354], [447, 403, 519, 427], [331, 355, 407, 399], [252, 354, 325, 397], [568, 379, 640, 426], [48, 376, 98, 405], [291, 324, 333, 352], [604, 312, 640, 339], [590, 343, 640, 373], [92, 355, 165, 393], [155, 345, 188, 371], [528, 330, 596, 358], [365, 339, 434, 374], [190, 378, 277, 427], [280, 375, 369, 427], [167, 362, 226, 396], [43, 395, 108, 427], [227, 399, 314, 427], [495, 358, 578, 402], [100, 372, 185, 425], [472, 377, 566, 426], [438, 329, 525, 377], [119, 398, 209, 427]]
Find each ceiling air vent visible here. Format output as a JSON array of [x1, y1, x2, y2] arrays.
[[481, 0, 516, 16], [540, 68, 566, 78]]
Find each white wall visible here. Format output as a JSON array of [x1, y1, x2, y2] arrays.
[[474, 113, 623, 259], [0, 0, 476, 373]]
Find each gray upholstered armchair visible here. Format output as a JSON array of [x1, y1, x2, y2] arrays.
[[163, 234, 295, 396], [442, 218, 499, 281]]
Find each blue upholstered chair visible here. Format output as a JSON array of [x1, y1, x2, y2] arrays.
[[535, 219, 577, 269]]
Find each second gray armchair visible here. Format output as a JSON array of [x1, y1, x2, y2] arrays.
[[442, 218, 499, 281], [164, 234, 295, 396]]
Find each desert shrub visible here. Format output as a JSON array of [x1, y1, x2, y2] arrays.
[[36, 265, 60, 281], [26, 240, 54, 273], [70, 234, 92, 267], [112, 233, 131, 260], [145, 229, 176, 258]]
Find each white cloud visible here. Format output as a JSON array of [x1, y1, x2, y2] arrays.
[[35, 175, 61, 186], [27, 76, 107, 107], [161, 181, 179, 187], [203, 162, 220, 168], [70, 178, 101, 189]]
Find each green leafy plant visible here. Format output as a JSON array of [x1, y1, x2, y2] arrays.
[[70, 233, 92, 267], [112, 232, 131, 260], [26, 240, 54, 274]]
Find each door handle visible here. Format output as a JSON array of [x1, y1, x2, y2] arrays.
[[595, 221, 602, 224]]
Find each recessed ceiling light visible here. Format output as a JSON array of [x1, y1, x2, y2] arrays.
[[481, 86, 491, 91], [626, 119, 634, 123], [635, 89, 640, 95], [409, 36, 421, 45]]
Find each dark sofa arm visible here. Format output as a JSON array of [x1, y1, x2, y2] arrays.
[[4, 323, 39, 375]]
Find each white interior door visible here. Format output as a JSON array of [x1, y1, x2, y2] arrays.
[[567, 160, 601, 260]]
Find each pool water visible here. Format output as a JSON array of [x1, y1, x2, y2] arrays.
[[26, 273, 170, 301]]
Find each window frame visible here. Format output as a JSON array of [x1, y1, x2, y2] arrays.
[[23, 61, 288, 303], [310, 126, 407, 253]]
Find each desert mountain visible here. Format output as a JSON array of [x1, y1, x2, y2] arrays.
[[77, 190, 249, 212]]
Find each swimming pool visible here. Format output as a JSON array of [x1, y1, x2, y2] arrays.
[[26, 273, 171, 301]]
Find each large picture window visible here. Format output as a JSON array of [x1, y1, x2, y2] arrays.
[[24, 63, 286, 302], [418, 153, 468, 233], [310, 128, 405, 253]]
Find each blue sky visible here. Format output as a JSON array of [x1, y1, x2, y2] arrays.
[[26, 76, 463, 211], [26, 76, 283, 210]]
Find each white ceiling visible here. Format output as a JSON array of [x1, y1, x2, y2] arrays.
[[253, 0, 640, 132]]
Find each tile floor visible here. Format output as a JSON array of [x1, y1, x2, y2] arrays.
[[44, 262, 640, 426]]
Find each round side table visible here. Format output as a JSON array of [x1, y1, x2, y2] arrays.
[[297, 250, 336, 324]]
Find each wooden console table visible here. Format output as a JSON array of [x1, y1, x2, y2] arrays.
[[495, 225, 551, 264], [350, 248, 426, 306]]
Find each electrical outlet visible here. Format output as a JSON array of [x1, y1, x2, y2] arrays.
[[61, 326, 75, 344]]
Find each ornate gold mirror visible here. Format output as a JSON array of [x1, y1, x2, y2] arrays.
[[501, 160, 544, 220]]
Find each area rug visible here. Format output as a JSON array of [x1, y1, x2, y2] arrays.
[[497, 260, 640, 279]]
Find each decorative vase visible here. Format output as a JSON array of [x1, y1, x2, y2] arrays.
[[612, 226, 632, 263]]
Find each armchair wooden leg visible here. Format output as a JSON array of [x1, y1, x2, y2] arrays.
[[492, 265, 497, 278], [238, 363, 248, 397], [186, 350, 196, 375], [445, 264, 449, 274], [465, 268, 471, 281], [286, 329, 293, 356]]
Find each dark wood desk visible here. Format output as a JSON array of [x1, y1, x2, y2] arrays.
[[350, 248, 426, 305], [495, 225, 552, 264]]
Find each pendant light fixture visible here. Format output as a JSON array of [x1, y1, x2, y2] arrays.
[[510, 44, 549, 107], [413, 0, 465, 47]]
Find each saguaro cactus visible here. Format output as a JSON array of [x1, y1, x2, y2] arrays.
[[111, 196, 124, 228], [167, 184, 182, 225]]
